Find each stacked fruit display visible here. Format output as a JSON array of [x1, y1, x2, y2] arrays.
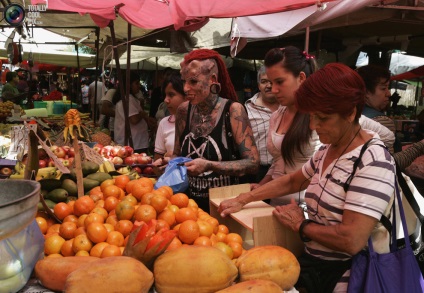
[[0, 100, 14, 120]]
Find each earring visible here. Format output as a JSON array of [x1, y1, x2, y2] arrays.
[[210, 83, 221, 95]]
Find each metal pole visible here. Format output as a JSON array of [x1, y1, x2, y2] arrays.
[[304, 26, 310, 53], [125, 22, 133, 147], [94, 27, 101, 123]]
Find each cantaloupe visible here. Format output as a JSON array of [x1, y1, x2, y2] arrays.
[[216, 279, 283, 293]]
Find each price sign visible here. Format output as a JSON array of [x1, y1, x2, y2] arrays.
[[7, 124, 35, 160]]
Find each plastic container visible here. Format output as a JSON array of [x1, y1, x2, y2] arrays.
[[53, 101, 65, 114], [33, 101, 47, 109], [0, 220, 44, 293], [46, 101, 54, 115]]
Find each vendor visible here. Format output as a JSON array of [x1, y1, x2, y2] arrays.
[[1, 71, 26, 104]]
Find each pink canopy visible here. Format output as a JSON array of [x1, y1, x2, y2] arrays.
[[391, 65, 424, 81], [33, 0, 331, 30]]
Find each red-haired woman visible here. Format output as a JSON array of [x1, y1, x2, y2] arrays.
[[157, 49, 259, 213], [220, 63, 397, 292]]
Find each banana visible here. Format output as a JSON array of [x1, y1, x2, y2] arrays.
[[37, 167, 58, 179], [14, 162, 25, 174], [9, 173, 25, 179], [117, 166, 131, 174], [98, 163, 105, 173], [103, 161, 116, 173]]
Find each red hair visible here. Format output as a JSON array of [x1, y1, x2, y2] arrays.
[[182, 49, 238, 102], [295, 63, 365, 121]]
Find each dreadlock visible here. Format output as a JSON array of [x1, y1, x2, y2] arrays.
[[182, 49, 238, 102]]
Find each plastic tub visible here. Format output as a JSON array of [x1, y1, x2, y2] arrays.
[[53, 101, 64, 114], [33, 101, 47, 109]]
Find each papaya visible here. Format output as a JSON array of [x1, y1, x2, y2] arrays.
[[37, 199, 56, 211], [83, 178, 100, 192], [81, 161, 100, 176], [62, 179, 78, 196], [45, 188, 69, 203], [38, 179, 63, 192], [216, 279, 283, 293], [154, 245, 238, 293], [86, 172, 112, 183], [64, 256, 154, 293], [235, 245, 300, 291], [34, 256, 99, 292]]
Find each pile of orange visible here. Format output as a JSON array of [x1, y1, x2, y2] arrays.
[[36, 174, 245, 260]]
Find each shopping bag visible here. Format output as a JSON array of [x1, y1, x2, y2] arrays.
[[348, 179, 424, 293], [154, 157, 192, 193]]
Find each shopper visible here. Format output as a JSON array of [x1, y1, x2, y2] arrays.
[[220, 63, 397, 292]]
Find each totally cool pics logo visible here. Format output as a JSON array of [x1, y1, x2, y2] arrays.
[[3, 0, 48, 26]]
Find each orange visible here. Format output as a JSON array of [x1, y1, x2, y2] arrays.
[[95, 199, 105, 208], [125, 180, 139, 194], [150, 194, 168, 213], [100, 244, 121, 258], [106, 231, 125, 247], [59, 222, 77, 240], [60, 239, 75, 257], [103, 185, 122, 199], [217, 224, 229, 235], [166, 237, 183, 252], [225, 233, 243, 245], [114, 175, 131, 190], [63, 214, 78, 224], [74, 196, 95, 216], [215, 232, 227, 243], [228, 241, 243, 258], [197, 220, 214, 237], [158, 209, 176, 227], [84, 212, 104, 228], [133, 204, 157, 223], [72, 234, 93, 253], [67, 200, 75, 214], [44, 234, 65, 255], [44, 232, 58, 240], [139, 192, 155, 205], [114, 220, 134, 237], [132, 184, 153, 201], [89, 186, 103, 196], [75, 250, 90, 256], [90, 207, 109, 220], [122, 194, 138, 206], [74, 226, 87, 237], [115, 201, 135, 221], [175, 207, 197, 223], [155, 219, 170, 232], [35, 216, 48, 234], [193, 236, 212, 246], [137, 177, 154, 189], [47, 254, 63, 258], [187, 199, 199, 211], [104, 196, 119, 212], [178, 220, 200, 244], [205, 217, 219, 234], [86, 222, 108, 243], [53, 202, 72, 220], [157, 186, 173, 199], [47, 223, 61, 234], [100, 179, 115, 191], [90, 242, 109, 257], [103, 223, 115, 233], [90, 193, 103, 203], [105, 215, 118, 227], [170, 193, 189, 208], [77, 214, 88, 228], [167, 204, 179, 214], [214, 242, 233, 259]]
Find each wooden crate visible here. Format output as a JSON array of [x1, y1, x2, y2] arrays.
[[209, 184, 304, 257]]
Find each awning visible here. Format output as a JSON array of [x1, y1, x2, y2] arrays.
[[391, 65, 424, 81]]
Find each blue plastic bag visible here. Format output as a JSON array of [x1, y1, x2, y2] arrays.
[[154, 157, 192, 193]]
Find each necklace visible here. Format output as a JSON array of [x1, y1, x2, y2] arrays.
[[197, 97, 220, 123], [308, 126, 361, 217]]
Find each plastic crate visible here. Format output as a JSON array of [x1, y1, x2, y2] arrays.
[[33, 101, 47, 109]]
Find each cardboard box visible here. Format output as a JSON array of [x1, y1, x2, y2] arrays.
[[209, 184, 304, 257]]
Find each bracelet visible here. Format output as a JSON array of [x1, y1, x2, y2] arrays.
[[299, 219, 314, 242]]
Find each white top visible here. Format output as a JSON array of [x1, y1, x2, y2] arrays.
[[114, 94, 149, 150], [154, 115, 176, 156], [89, 81, 105, 112]]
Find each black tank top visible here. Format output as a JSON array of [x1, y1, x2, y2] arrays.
[[180, 98, 240, 212]]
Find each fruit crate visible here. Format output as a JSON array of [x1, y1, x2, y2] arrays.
[[209, 184, 304, 257]]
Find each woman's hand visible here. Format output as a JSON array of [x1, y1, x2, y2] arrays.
[[272, 198, 305, 232], [185, 158, 210, 176], [250, 183, 261, 190], [217, 196, 246, 217]]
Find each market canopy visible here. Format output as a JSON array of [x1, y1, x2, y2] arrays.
[[391, 65, 424, 81]]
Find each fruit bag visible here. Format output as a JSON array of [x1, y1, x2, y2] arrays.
[[154, 157, 192, 193]]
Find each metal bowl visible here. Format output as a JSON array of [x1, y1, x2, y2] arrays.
[[0, 180, 41, 241]]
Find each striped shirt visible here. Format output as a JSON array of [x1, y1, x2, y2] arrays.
[[245, 93, 274, 165]]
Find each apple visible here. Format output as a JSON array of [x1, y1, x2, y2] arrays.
[[0, 167, 12, 176], [57, 158, 70, 167], [68, 157, 75, 167], [117, 147, 128, 159], [124, 156, 136, 165], [50, 145, 59, 153], [124, 146, 134, 156], [101, 146, 114, 157], [62, 146, 70, 155], [68, 147, 75, 158], [112, 156, 124, 165], [111, 146, 121, 157], [39, 159, 47, 168], [38, 148, 48, 160], [53, 147, 66, 158], [132, 166, 142, 174], [48, 158, 55, 167], [138, 155, 150, 165], [93, 143, 104, 154], [142, 166, 154, 175]]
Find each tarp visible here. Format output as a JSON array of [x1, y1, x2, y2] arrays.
[[36, 0, 330, 30], [391, 65, 424, 81]]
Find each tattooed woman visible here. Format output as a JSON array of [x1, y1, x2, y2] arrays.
[[168, 49, 259, 212]]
